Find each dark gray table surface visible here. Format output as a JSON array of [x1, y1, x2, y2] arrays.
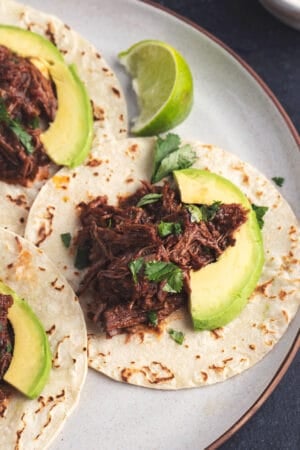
[[152, 1, 299, 449]]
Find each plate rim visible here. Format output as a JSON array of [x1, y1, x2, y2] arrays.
[[142, 1, 300, 447]]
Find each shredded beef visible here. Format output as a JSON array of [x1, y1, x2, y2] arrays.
[[0, 293, 13, 404], [76, 181, 248, 336], [0, 45, 58, 186]]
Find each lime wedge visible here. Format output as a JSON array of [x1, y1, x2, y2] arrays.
[[119, 40, 193, 136]]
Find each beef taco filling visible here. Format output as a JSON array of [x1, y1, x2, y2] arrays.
[[0, 45, 57, 186], [76, 181, 248, 336], [0, 293, 13, 405]]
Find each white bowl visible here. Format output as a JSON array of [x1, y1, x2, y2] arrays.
[[260, 0, 300, 29]]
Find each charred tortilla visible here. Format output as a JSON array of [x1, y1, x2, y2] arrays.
[[0, 0, 127, 235], [24, 138, 300, 389], [0, 227, 87, 448]]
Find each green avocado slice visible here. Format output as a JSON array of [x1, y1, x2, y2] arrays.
[[1, 281, 51, 399], [0, 25, 93, 167], [173, 168, 264, 330]]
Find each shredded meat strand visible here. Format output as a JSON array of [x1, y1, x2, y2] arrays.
[[77, 181, 248, 336], [0, 45, 57, 186], [0, 293, 13, 404]]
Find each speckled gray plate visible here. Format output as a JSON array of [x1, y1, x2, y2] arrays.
[[20, 0, 300, 449]]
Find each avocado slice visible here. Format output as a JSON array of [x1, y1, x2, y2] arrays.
[[0, 281, 51, 399], [174, 168, 264, 330], [0, 25, 93, 167]]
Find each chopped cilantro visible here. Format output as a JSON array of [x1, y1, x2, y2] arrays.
[[74, 245, 90, 270], [168, 328, 184, 345], [185, 204, 202, 222], [153, 133, 181, 173], [129, 257, 144, 284], [0, 99, 34, 154], [60, 232, 72, 248], [147, 310, 158, 327], [6, 342, 12, 353], [136, 193, 162, 207], [30, 116, 40, 129], [200, 201, 222, 221], [272, 176, 285, 187], [158, 221, 182, 237], [152, 144, 197, 183], [145, 261, 183, 293], [186, 201, 222, 223], [252, 204, 268, 229]]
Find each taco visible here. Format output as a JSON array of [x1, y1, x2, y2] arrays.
[[0, 226, 87, 449], [24, 137, 300, 389], [0, 0, 127, 236]]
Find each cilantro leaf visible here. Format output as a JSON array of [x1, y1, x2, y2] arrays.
[[152, 144, 197, 183], [60, 232, 72, 248], [168, 328, 184, 345], [200, 201, 222, 221], [129, 257, 144, 284], [186, 201, 222, 222], [30, 116, 40, 129], [0, 99, 34, 154], [136, 193, 162, 207], [252, 204, 268, 229], [6, 342, 13, 353], [147, 310, 158, 327], [153, 133, 181, 173], [163, 269, 183, 293], [145, 261, 183, 293], [158, 221, 182, 237], [185, 204, 202, 222], [272, 176, 285, 187]]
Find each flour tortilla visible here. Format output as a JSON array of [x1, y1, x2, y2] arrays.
[[24, 138, 300, 389], [0, 0, 127, 235], [0, 227, 87, 449]]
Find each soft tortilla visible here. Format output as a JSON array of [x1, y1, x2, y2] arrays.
[[24, 138, 300, 389], [0, 0, 127, 235], [0, 227, 87, 449]]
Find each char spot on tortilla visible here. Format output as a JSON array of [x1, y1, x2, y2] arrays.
[[111, 87, 121, 97], [223, 357, 233, 364], [254, 279, 274, 296], [36, 205, 55, 246], [125, 177, 134, 184], [92, 103, 105, 121], [45, 22, 57, 45], [282, 310, 289, 322], [46, 324, 56, 335], [14, 236, 23, 252], [249, 344, 256, 350], [209, 364, 225, 373], [121, 362, 174, 384], [86, 158, 103, 167], [201, 371, 208, 381], [6, 194, 28, 208], [242, 174, 249, 185], [258, 324, 276, 335], [53, 335, 71, 368], [16, 413, 27, 446], [50, 277, 65, 291], [210, 328, 224, 339]]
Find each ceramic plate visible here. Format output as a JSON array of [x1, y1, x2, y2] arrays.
[[21, 0, 300, 448]]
